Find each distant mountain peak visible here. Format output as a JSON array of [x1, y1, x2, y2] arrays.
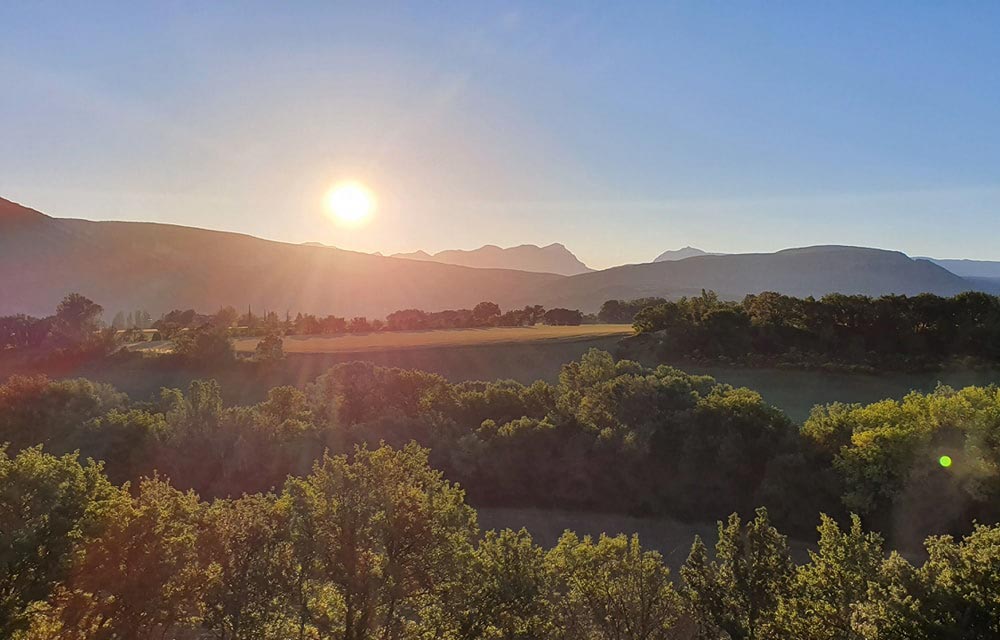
[[653, 246, 721, 262], [391, 243, 593, 275]]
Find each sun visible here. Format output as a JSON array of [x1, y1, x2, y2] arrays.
[[324, 182, 375, 226]]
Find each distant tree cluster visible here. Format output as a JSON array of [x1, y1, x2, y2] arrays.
[[0, 294, 112, 355], [1, 294, 597, 366], [139, 300, 587, 340], [5, 443, 1000, 639], [628, 290, 1000, 370], [598, 297, 668, 323]]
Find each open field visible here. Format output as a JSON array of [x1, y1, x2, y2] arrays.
[[8, 330, 1000, 423], [478, 507, 814, 570], [0, 334, 626, 406], [233, 324, 634, 354], [652, 361, 1000, 423]]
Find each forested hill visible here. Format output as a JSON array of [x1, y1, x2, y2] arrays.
[[0, 197, 986, 317], [0, 198, 564, 318], [535, 246, 973, 311]]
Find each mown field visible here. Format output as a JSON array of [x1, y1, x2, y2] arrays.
[[24, 334, 625, 406], [9, 324, 1000, 423], [653, 360, 1000, 423], [478, 507, 815, 571], [233, 324, 634, 353]]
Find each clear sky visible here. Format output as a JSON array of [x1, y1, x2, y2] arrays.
[[2, 2, 1000, 269]]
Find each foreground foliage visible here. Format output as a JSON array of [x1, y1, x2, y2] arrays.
[[3, 445, 1000, 639]]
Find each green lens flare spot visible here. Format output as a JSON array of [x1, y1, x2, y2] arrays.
[[939, 455, 953, 468]]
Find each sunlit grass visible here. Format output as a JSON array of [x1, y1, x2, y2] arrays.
[[233, 324, 633, 354]]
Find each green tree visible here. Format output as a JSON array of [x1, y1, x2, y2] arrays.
[[255, 332, 285, 363], [51, 293, 103, 348], [472, 302, 502, 326], [425, 528, 553, 640], [202, 494, 295, 640], [172, 325, 235, 366], [39, 477, 213, 640], [854, 523, 1000, 640], [0, 447, 121, 637], [775, 514, 884, 639], [0, 375, 126, 455], [213, 306, 239, 329], [548, 532, 680, 640], [282, 444, 477, 640], [681, 508, 793, 640]]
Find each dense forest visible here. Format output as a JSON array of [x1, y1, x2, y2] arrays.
[[627, 290, 1000, 370], [3, 350, 999, 545], [5, 441, 1000, 639]]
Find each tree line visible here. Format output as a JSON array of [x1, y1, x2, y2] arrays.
[[0, 294, 592, 355], [4, 349, 1000, 547], [626, 290, 1000, 370], [4, 442, 1000, 639], [152, 300, 587, 339], [0, 294, 108, 353]]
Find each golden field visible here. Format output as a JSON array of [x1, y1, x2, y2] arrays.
[[233, 324, 634, 354]]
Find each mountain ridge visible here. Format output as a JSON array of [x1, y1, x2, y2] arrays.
[[653, 246, 724, 262], [533, 245, 975, 312], [0, 197, 565, 317], [392, 243, 593, 275], [0, 197, 988, 318]]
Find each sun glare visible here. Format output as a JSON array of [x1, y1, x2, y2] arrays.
[[325, 182, 375, 226]]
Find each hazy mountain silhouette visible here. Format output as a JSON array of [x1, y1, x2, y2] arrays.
[[920, 257, 1000, 279], [0, 198, 984, 318], [0, 198, 563, 317], [917, 258, 1000, 295], [532, 246, 974, 311], [653, 246, 724, 262], [393, 243, 593, 275]]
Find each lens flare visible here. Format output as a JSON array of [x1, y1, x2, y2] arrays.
[[939, 455, 953, 468]]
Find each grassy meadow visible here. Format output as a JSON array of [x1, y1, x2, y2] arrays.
[[233, 324, 634, 353], [657, 361, 1000, 423], [9, 324, 1000, 423]]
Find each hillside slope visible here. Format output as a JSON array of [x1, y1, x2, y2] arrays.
[[531, 246, 975, 311], [0, 198, 565, 317], [922, 257, 1000, 279], [1, 198, 984, 318], [393, 243, 593, 275]]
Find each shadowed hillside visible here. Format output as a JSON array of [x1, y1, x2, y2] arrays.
[[535, 245, 974, 311], [0, 198, 983, 317], [0, 198, 564, 317]]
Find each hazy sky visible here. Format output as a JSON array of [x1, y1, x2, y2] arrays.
[[3, 2, 1000, 269]]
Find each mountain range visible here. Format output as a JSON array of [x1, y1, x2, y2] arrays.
[[392, 243, 593, 275], [653, 246, 725, 262], [537, 246, 970, 310], [0, 197, 990, 318], [0, 198, 562, 318]]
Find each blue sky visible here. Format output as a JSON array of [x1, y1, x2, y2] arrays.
[[2, 2, 999, 268]]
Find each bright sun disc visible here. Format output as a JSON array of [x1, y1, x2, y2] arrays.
[[325, 182, 375, 226]]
